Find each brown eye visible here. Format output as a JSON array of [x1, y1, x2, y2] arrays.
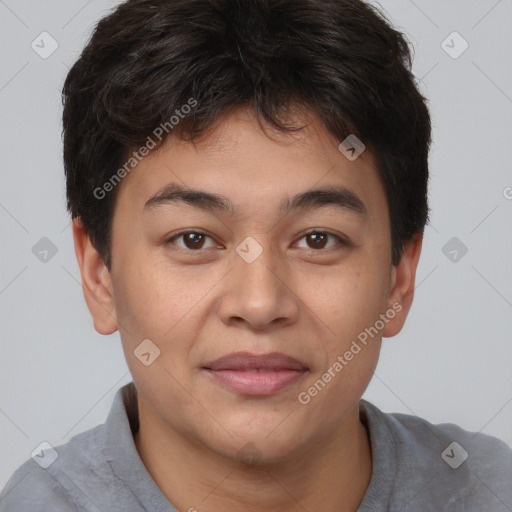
[[295, 231, 348, 251], [165, 231, 217, 251], [306, 232, 328, 249], [182, 232, 206, 249]]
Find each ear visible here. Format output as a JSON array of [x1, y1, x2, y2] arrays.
[[382, 234, 423, 338], [72, 217, 118, 335]]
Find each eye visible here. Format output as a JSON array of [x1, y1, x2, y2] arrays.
[[164, 229, 349, 253], [294, 231, 348, 251], [165, 230, 219, 251]]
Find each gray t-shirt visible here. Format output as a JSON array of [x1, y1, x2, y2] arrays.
[[1, 382, 511, 511]]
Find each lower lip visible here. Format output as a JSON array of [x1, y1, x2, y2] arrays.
[[203, 369, 307, 395]]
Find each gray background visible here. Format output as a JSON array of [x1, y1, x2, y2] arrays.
[[1, 0, 511, 489]]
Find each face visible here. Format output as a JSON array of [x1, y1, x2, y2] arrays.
[[77, 106, 419, 464]]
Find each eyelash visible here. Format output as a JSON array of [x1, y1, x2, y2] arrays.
[[164, 229, 349, 252]]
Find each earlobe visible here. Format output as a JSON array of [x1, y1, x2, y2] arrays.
[[72, 218, 119, 335], [382, 234, 423, 338]]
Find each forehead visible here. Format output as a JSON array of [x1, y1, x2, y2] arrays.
[[114, 106, 387, 222]]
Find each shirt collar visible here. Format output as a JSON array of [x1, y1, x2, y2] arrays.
[[105, 382, 178, 512], [356, 399, 398, 510]]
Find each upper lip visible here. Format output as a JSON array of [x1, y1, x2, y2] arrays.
[[202, 351, 308, 371]]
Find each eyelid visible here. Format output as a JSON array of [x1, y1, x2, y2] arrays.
[[165, 228, 211, 241]]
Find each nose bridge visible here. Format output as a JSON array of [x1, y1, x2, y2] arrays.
[[234, 235, 283, 300], [218, 235, 298, 329]]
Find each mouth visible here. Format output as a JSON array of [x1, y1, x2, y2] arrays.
[[202, 352, 309, 396]]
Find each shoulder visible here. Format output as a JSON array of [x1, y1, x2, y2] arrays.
[[386, 406, 512, 471], [360, 400, 512, 511], [0, 459, 74, 512], [0, 424, 110, 512]]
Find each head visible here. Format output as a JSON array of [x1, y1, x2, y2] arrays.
[[64, 0, 430, 463]]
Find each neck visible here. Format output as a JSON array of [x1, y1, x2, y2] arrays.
[[133, 401, 372, 512]]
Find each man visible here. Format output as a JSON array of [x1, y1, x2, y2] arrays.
[[1, 0, 511, 510]]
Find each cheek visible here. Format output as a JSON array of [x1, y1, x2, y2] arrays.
[[112, 248, 226, 368], [111, 253, 189, 343], [111, 259, 200, 400], [296, 260, 388, 347]]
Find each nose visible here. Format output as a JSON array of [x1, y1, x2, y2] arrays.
[[217, 240, 300, 332]]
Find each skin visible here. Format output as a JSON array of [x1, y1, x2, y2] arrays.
[[73, 105, 422, 512]]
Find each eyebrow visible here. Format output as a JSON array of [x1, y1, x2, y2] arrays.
[[143, 183, 367, 218]]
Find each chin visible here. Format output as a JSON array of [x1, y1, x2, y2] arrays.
[[229, 441, 299, 468], [223, 426, 306, 464]]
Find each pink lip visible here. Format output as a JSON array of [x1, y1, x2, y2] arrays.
[[202, 352, 309, 396]]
